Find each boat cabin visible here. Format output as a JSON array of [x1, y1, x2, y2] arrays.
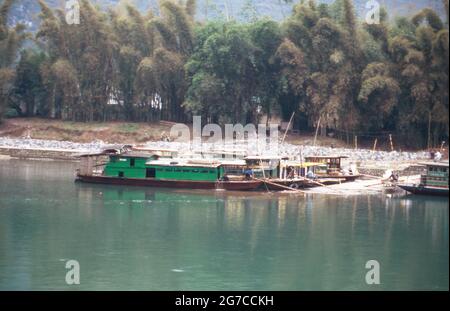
[[104, 153, 160, 179], [304, 156, 348, 173], [144, 159, 222, 181], [419, 162, 449, 188], [244, 156, 288, 178], [132, 146, 178, 158], [278, 161, 321, 179]]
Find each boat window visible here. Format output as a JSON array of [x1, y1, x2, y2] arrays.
[[118, 171, 124, 178], [201, 170, 209, 173], [146, 168, 156, 178], [175, 169, 182, 172], [183, 170, 190, 173], [192, 169, 200, 173], [210, 170, 215, 174], [130, 158, 135, 167], [165, 168, 173, 172], [145, 168, 156, 178]]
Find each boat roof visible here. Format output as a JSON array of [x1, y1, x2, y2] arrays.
[[185, 159, 246, 166], [194, 150, 247, 155], [78, 152, 111, 158], [146, 159, 222, 168], [418, 161, 449, 168], [146, 158, 247, 168], [281, 161, 324, 168], [245, 155, 289, 160], [305, 155, 349, 159], [115, 152, 159, 158], [132, 146, 178, 153], [218, 160, 246, 166]]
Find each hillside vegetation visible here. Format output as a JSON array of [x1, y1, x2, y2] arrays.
[[0, 0, 449, 149], [3, 0, 446, 28]]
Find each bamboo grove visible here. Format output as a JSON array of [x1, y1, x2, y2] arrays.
[[0, 0, 448, 148]]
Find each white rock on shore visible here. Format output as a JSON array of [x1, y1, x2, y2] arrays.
[[0, 136, 431, 164], [139, 140, 431, 164], [0, 137, 107, 153]]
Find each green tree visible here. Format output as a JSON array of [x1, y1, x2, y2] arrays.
[[109, 3, 154, 120], [13, 49, 48, 116], [0, 0, 27, 121], [249, 18, 283, 124], [396, 8, 449, 148], [184, 21, 257, 124], [134, 0, 194, 122], [37, 0, 115, 121]]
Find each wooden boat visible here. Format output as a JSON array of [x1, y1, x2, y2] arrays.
[[76, 151, 262, 191], [243, 156, 341, 191], [398, 162, 449, 197], [304, 155, 360, 181], [267, 161, 324, 190]]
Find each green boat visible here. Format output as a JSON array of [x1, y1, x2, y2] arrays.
[[76, 149, 262, 191], [398, 162, 449, 197]]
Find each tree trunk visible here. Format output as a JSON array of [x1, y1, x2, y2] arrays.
[[427, 111, 432, 149]]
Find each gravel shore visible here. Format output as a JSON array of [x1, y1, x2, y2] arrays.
[[0, 136, 432, 165], [0, 137, 105, 153]]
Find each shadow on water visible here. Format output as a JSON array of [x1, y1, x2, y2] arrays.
[[0, 159, 448, 290]]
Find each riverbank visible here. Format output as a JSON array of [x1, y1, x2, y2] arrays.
[[0, 118, 179, 143], [0, 135, 435, 176], [0, 117, 352, 147], [1, 117, 443, 177]]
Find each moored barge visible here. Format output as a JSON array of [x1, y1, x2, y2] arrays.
[[76, 149, 262, 191], [398, 162, 449, 197]]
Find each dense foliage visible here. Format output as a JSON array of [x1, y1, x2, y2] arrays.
[[1, 0, 449, 148]]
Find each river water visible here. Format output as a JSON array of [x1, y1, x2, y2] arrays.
[[0, 159, 448, 290]]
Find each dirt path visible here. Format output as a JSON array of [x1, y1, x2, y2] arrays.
[[0, 118, 176, 144]]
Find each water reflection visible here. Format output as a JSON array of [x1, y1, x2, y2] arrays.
[[71, 184, 449, 290], [0, 160, 448, 290]]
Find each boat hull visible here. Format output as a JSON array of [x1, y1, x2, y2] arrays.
[[76, 175, 263, 191], [263, 176, 359, 191], [398, 184, 449, 197], [262, 179, 314, 191]]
